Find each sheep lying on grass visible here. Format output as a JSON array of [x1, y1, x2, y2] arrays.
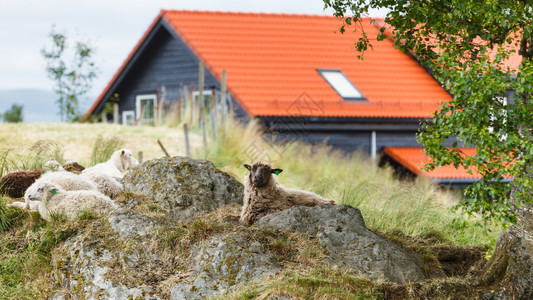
[[0, 160, 86, 200], [19, 171, 99, 210], [240, 161, 336, 226], [0, 169, 43, 199], [36, 182, 118, 222], [83, 149, 139, 179]]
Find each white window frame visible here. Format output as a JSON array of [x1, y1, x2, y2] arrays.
[[122, 110, 135, 126], [192, 90, 213, 104], [135, 94, 157, 126], [317, 69, 365, 100]]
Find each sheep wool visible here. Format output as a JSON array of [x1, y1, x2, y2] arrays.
[[240, 161, 335, 226], [38, 183, 118, 222], [83, 149, 139, 179], [80, 169, 123, 199], [0, 169, 43, 199], [23, 171, 98, 210]]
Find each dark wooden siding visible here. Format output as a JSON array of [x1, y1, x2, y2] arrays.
[[262, 116, 459, 154]]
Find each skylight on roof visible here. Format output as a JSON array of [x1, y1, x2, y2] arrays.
[[318, 69, 365, 100]]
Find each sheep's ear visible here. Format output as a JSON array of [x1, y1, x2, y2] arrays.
[[271, 168, 283, 175], [244, 164, 252, 171]]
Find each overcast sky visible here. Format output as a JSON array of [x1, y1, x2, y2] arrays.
[[0, 0, 387, 99]]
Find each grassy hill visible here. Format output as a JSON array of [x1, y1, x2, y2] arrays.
[[0, 120, 500, 298]]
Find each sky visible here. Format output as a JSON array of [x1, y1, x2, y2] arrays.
[[0, 0, 387, 104]]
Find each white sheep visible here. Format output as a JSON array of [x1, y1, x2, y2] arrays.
[[11, 171, 99, 210], [240, 161, 336, 226], [80, 169, 123, 199], [36, 182, 118, 222], [82, 149, 139, 179]]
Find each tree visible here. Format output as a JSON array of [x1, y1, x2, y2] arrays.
[[324, 0, 533, 225], [2, 103, 23, 123], [41, 27, 97, 122], [324, 1, 533, 296]]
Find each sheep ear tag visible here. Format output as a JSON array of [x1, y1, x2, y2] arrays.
[[273, 170, 281, 176], [51, 189, 57, 194]]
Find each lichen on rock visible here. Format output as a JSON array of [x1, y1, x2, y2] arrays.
[[257, 204, 426, 284], [122, 156, 243, 223], [170, 233, 282, 300]]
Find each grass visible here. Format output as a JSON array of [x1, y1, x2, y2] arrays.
[[0, 196, 81, 299], [0, 122, 203, 172]]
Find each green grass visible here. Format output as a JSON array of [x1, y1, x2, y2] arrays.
[[0, 198, 85, 299]]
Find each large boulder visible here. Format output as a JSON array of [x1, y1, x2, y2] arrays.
[[122, 156, 243, 222], [170, 233, 282, 299], [477, 206, 533, 299], [257, 204, 426, 284]]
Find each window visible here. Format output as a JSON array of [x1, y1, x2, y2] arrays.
[[135, 94, 157, 126], [192, 90, 213, 107], [317, 69, 365, 100], [122, 110, 135, 126]]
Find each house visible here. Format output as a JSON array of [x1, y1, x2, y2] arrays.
[[86, 10, 465, 184]]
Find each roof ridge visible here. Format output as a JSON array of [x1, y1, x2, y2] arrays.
[[161, 9, 376, 20]]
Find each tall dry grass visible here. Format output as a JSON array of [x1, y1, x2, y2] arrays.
[[199, 117, 499, 246]]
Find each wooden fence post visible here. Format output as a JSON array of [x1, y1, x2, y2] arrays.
[[201, 118, 207, 158], [138, 151, 143, 164], [198, 62, 205, 124], [184, 123, 191, 157], [220, 69, 227, 123], [113, 103, 119, 124], [177, 86, 182, 124], [158, 139, 170, 157]]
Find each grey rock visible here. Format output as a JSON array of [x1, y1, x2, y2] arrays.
[[122, 156, 243, 222], [171, 233, 281, 299], [108, 209, 158, 239], [52, 218, 154, 300], [477, 206, 533, 299], [257, 204, 425, 284]]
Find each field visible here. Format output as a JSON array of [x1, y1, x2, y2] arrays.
[[0, 120, 500, 298]]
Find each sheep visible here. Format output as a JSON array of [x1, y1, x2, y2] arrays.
[[82, 149, 139, 179], [0, 160, 83, 199], [80, 169, 123, 199], [35, 182, 117, 222], [15, 171, 98, 210], [62, 161, 85, 173], [240, 161, 336, 226], [0, 169, 43, 199]]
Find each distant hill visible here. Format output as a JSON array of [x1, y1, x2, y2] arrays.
[[0, 89, 93, 123]]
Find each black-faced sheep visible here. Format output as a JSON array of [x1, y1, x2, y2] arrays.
[[240, 161, 336, 226], [82, 149, 139, 179], [36, 182, 118, 222]]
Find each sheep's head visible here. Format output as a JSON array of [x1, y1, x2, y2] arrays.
[[114, 149, 139, 173], [244, 162, 282, 188], [29, 182, 60, 203]]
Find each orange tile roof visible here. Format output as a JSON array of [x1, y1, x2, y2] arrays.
[[87, 10, 452, 119], [383, 147, 480, 179]]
